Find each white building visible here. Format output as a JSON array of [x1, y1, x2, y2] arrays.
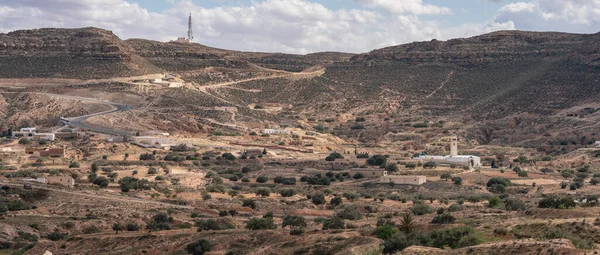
[[131, 136, 177, 150], [262, 129, 290, 135], [12, 127, 37, 138], [33, 133, 55, 141], [417, 136, 482, 168], [596, 141, 600, 148], [417, 155, 482, 167]]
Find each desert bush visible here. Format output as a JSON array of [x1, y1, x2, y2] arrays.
[[487, 177, 511, 187], [504, 197, 526, 211], [46, 231, 67, 241], [376, 225, 398, 240], [280, 188, 296, 197], [196, 219, 235, 231], [452, 177, 463, 185], [312, 192, 326, 205], [487, 184, 506, 194], [255, 187, 271, 197], [386, 163, 399, 172], [423, 161, 437, 169], [539, 196, 576, 209], [330, 196, 343, 206], [246, 217, 276, 230], [335, 206, 363, 220], [431, 213, 456, 224], [322, 217, 345, 230], [412, 203, 434, 215], [440, 173, 452, 180], [282, 215, 307, 229], [139, 153, 155, 160], [84, 225, 100, 234], [488, 196, 502, 208], [367, 155, 387, 166], [186, 239, 211, 255], [7, 200, 32, 211], [448, 203, 463, 212], [242, 199, 256, 209], [126, 223, 140, 231]]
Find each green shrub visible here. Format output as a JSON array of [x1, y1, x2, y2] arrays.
[[280, 188, 296, 197], [488, 184, 506, 194], [412, 203, 434, 215], [282, 215, 307, 229], [126, 223, 140, 231], [311, 192, 326, 205], [504, 197, 526, 211], [335, 206, 363, 220], [431, 213, 456, 224], [538, 196, 576, 209], [367, 155, 387, 166], [83, 225, 100, 234], [448, 203, 463, 212], [256, 176, 268, 183], [255, 187, 271, 197], [322, 217, 345, 230], [7, 200, 31, 211], [423, 161, 437, 169], [196, 219, 235, 231], [376, 225, 398, 240], [382, 232, 410, 254], [46, 232, 67, 241], [488, 196, 502, 208], [452, 177, 462, 185], [330, 196, 343, 206], [242, 199, 256, 209], [246, 217, 276, 230], [493, 227, 507, 235], [487, 177, 511, 187], [186, 239, 212, 255]]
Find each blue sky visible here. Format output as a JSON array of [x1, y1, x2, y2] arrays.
[[1, 0, 599, 53]]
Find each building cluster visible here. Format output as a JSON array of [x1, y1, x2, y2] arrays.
[[12, 127, 55, 141]]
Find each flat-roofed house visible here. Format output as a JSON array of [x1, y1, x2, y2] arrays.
[[380, 175, 427, 185]]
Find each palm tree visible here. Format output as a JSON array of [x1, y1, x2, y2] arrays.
[[399, 211, 415, 234]]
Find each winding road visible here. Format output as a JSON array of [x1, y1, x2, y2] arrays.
[[38, 93, 135, 136]]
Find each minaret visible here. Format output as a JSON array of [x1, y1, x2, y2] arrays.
[[187, 13, 193, 42], [450, 136, 458, 156]]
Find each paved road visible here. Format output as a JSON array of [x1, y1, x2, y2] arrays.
[[37, 93, 135, 136]]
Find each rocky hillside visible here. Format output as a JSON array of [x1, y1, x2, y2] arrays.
[[0, 27, 162, 79], [352, 30, 600, 66]]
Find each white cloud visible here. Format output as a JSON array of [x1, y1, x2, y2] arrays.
[[353, 0, 452, 15], [0, 0, 516, 54], [495, 0, 600, 33]]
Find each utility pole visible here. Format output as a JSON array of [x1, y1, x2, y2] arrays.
[[187, 13, 193, 42]]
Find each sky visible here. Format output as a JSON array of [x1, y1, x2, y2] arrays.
[[0, 0, 599, 54]]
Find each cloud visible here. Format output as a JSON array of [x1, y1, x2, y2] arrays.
[[353, 0, 452, 15], [0, 0, 515, 54], [494, 0, 600, 33]]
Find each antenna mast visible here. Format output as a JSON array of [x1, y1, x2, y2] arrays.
[[187, 13, 193, 42]]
